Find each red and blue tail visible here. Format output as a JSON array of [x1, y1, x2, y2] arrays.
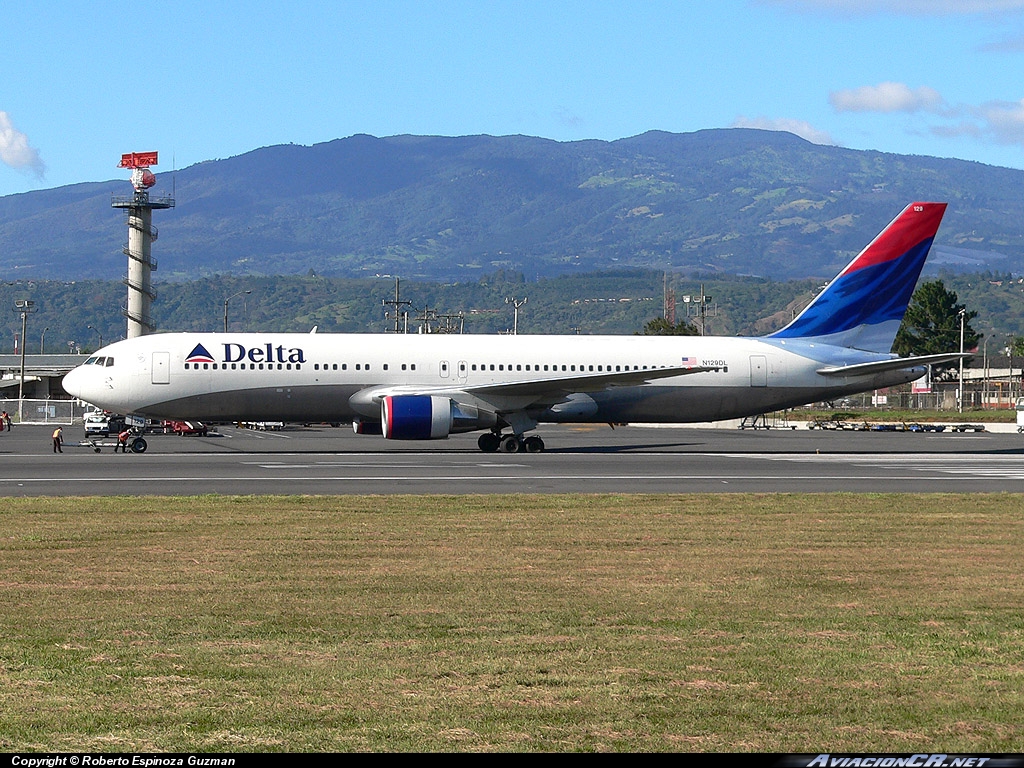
[[769, 202, 947, 353]]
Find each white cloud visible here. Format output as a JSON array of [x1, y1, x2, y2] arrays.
[[731, 116, 836, 146], [829, 82, 944, 114], [827, 85, 1024, 153], [0, 112, 45, 178], [976, 99, 1024, 144], [977, 32, 1024, 52]]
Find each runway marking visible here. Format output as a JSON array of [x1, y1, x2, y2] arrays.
[[746, 453, 1024, 480]]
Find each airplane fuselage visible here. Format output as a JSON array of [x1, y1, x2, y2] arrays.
[[63, 331, 921, 427]]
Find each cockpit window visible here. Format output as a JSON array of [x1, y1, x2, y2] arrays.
[[85, 357, 98, 365], [105, 358, 115, 367], [95, 357, 106, 366]]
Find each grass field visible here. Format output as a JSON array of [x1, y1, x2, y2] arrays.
[[2, 494, 1023, 752]]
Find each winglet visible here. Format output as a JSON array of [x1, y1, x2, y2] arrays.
[[769, 202, 947, 353]]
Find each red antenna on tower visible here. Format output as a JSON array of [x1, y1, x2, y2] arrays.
[[118, 151, 159, 191]]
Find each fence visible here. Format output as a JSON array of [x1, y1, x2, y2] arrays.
[[809, 387, 1017, 412], [3, 399, 85, 425]]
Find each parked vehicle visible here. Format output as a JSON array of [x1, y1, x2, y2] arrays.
[[83, 412, 125, 437], [163, 420, 209, 436]]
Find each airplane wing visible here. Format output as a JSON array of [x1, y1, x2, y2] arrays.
[[464, 363, 720, 398], [816, 352, 972, 377], [351, 363, 720, 413]]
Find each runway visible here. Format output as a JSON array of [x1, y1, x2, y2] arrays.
[[2, 422, 1023, 495]]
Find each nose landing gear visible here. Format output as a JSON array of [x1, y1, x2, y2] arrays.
[[477, 431, 545, 453]]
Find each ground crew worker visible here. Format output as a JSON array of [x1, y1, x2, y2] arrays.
[[2, 410, 10, 431], [52, 426, 63, 453], [115, 428, 132, 453]]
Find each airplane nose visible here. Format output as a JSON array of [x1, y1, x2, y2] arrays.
[[62, 366, 85, 399]]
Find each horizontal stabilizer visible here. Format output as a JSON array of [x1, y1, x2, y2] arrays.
[[816, 352, 971, 377]]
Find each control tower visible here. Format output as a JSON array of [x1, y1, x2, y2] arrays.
[[111, 151, 175, 337]]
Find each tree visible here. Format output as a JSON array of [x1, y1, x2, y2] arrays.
[[893, 280, 980, 377], [639, 316, 699, 336]]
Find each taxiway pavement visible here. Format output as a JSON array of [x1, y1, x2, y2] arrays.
[[1, 422, 1023, 495]]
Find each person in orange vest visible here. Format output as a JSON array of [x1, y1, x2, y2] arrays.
[[52, 426, 63, 453], [115, 428, 132, 453]]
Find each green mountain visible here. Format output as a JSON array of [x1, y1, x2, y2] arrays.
[[2, 129, 1023, 282]]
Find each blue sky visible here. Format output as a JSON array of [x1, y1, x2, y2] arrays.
[[3, 0, 1024, 197]]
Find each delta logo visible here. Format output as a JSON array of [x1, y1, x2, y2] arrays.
[[185, 343, 216, 364], [186, 341, 307, 364]]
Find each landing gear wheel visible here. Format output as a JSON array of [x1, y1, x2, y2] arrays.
[[523, 435, 545, 453], [499, 435, 522, 453], [478, 432, 501, 452]]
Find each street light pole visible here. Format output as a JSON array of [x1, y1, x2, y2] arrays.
[[506, 296, 527, 335], [958, 308, 965, 414], [223, 290, 252, 333], [87, 324, 103, 351], [14, 300, 36, 423], [41, 327, 49, 355]]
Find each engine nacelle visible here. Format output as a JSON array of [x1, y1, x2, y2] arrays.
[[381, 395, 498, 440], [382, 395, 453, 440]]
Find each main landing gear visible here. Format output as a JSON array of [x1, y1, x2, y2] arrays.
[[477, 431, 545, 453]]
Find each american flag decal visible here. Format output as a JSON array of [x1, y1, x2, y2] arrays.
[[681, 356, 697, 366]]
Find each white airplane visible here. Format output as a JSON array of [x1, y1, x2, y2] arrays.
[[63, 202, 963, 453]]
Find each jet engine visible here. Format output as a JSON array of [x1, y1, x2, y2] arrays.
[[381, 395, 497, 440]]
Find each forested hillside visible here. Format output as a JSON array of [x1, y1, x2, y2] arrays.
[[1, 129, 1023, 282], [3, 270, 1022, 361]]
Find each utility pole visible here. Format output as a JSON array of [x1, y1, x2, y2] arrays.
[[382, 277, 413, 333]]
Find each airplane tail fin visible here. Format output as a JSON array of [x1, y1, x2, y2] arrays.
[[769, 202, 947, 353]]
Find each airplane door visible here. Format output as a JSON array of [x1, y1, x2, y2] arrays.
[[439, 360, 450, 379], [152, 351, 170, 385], [749, 355, 767, 387], [457, 360, 468, 384]]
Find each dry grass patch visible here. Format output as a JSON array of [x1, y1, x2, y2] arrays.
[[0, 494, 1022, 751]]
